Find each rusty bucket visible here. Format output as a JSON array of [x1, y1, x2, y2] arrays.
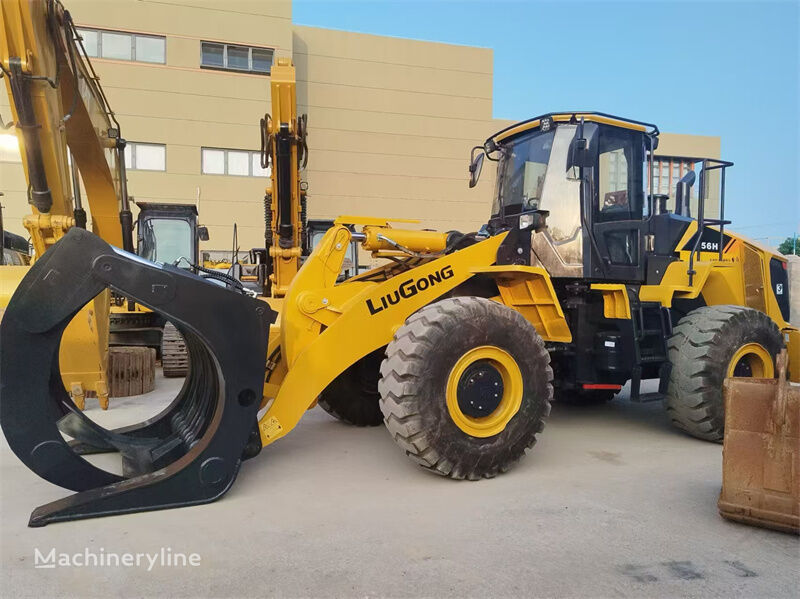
[[719, 350, 799, 534]]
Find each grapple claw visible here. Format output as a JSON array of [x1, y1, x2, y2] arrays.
[[0, 228, 275, 526]]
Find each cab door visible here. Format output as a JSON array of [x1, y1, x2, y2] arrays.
[[585, 126, 648, 282]]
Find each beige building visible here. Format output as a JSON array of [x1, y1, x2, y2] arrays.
[[0, 0, 720, 254]]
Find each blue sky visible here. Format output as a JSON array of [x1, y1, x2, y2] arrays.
[[294, 0, 799, 247]]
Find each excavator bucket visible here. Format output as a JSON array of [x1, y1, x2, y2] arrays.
[[719, 351, 799, 534], [0, 228, 275, 526]]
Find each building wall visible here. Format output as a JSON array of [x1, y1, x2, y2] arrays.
[[0, 0, 721, 254], [292, 25, 502, 239]]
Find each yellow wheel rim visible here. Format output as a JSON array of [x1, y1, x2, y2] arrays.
[[445, 345, 524, 438], [727, 343, 774, 378]]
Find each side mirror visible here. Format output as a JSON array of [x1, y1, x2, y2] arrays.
[[197, 226, 210, 242], [567, 117, 591, 180], [468, 147, 485, 188], [674, 170, 696, 217], [567, 138, 590, 181], [574, 117, 592, 167]]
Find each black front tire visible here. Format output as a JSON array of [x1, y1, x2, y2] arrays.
[[379, 297, 552, 480]]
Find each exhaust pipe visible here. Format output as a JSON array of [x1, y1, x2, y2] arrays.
[[0, 228, 275, 526]]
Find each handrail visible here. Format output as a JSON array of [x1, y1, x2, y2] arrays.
[[687, 158, 734, 285]]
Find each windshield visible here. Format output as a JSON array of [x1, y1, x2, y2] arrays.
[[493, 128, 554, 217], [140, 217, 193, 266], [493, 125, 581, 243]]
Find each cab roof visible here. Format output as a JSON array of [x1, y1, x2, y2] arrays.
[[488, 112, 660, 146], [135, 202, 198, 216]]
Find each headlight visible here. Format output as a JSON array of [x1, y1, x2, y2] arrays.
[[519, 213, 535, 230]]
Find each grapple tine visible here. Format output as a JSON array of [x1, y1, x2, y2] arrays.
[[0, 228, 275, 526]]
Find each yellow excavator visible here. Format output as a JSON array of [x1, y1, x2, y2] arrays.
[[0, 0, 131, 409], [1, 0, 213, 398], [1, 0, 796, 526]]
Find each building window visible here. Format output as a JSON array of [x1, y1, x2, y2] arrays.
[[650, 157, 695, 198], [200, 42, 273, 74], [124, 143, 166, 171], [77, 27, 166, 64], [201, 148, 270, 177]]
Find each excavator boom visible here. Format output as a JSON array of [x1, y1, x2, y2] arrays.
[[1, 0, 137, 409], [262, 58, 307, 297]]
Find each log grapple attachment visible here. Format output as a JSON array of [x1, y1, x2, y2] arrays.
[[0, 229, 275, 526]]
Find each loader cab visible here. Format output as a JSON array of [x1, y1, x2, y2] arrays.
[[135, 202, 208, 268], [478, 113, 659, 282]]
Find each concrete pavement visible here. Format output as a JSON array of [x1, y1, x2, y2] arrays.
[[1, 376, 797, 598]]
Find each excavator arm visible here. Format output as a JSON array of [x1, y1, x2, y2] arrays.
[[261, 57, 307, 297], [1, 0, 137, 410], [1, 0, 128, 254]]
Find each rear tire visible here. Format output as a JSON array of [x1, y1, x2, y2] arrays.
[[665, 305, 783, 441], [379, 297, 552, 480], [318, 348, 384, 426]]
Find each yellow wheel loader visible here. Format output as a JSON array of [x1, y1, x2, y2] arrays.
[[463, 113, 796, 438], [2, 5, 796, 525]]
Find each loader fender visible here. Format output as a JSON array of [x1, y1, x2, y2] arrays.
[[258, 228, 508, 446]]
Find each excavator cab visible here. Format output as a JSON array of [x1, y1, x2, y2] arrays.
[[136, 202, 208, 268], [109, 203, 208, 355]]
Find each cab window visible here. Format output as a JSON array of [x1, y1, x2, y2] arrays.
[[140, 218, 193, 266], [596, 127, 644, 222]]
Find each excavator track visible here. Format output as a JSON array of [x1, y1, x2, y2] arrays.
[[161, 322, 189, 378], [0, 229, 275, 526]]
